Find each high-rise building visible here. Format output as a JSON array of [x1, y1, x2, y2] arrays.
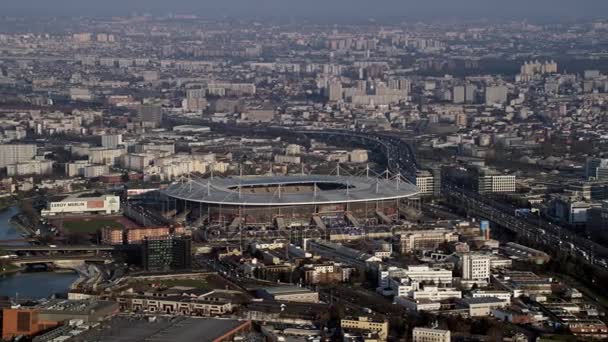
[[186, 88, 208, 112], [101, 134, 123, 149], [0, 144, 36, 168], [413, 170, 435, 196], [412, 327, 451, 342], [519, 60, 558, 81], [6, 160, 53, 176], [485, 85, 508, 105], [142, 235, 192, 271], [469, 166, 516, 194], [465, 84, 477, 103], [452, 85, 465, 104], [585, 158, 608, 180], [461, 253, 491, 281], [72, 33, 92, 43], [328, 80, 343, 102], [138, 104, 163, 124]]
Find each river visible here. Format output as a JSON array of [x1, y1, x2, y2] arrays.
[[0, 206, 24, 242], [0, 207, 78, 299]]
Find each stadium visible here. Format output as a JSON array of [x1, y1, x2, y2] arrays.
[[163, 174, 418, 229]]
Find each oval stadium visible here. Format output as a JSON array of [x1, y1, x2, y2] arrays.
[[163, 174, 418, 229]]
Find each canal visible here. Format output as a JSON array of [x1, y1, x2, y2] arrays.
[[0, 207, 78, 299]]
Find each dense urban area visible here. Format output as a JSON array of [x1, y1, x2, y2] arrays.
[[0, 12, 608, 342]]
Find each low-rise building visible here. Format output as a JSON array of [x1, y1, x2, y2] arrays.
[[412, 327, 451, 342], [341, 316, 389, 341], [258, 286, 319, 303], [399, 229, 458, 253], [457, 297, 508, 317]]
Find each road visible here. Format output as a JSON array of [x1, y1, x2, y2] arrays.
[[0, 245, 115, 252], [442, 184, 608, 269], [164, 116, 608, 270]]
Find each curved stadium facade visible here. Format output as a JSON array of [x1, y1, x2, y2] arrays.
[[163, 175, 418, 228]]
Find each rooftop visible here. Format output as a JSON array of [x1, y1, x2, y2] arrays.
[[164, 174, 418, 206], [68, 316, 249, 342]]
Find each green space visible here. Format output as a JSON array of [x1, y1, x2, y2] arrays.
[[0, 263, 20, 275], [62, 218, 124, 234]]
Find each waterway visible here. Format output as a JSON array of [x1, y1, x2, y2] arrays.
[[0, 206, 23, 242], [0, 207, 78, 299], [0, 271, 79, 299]]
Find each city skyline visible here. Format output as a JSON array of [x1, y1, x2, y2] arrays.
[[3, 0, 608, 20]]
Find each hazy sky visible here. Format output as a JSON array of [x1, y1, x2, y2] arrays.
[[3, 0, 608, 20]]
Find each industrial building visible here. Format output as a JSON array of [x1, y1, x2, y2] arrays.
[[142, 234, 192, 271]]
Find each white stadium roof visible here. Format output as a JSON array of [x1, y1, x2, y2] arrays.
[[163, 175, 418, 206]]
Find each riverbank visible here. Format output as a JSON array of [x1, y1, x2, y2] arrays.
[[0, 264, 23, 276], [8, 213, 35, 236]]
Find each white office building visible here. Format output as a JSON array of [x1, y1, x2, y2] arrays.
[[461, 253, 491, 281], [412, 327, 451, 342]]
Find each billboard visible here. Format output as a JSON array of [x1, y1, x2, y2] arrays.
[[87, 200, 105, 209], [480, 220, 490, 232]]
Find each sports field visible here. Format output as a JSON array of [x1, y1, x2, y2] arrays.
[[62, 218, 125, 234]]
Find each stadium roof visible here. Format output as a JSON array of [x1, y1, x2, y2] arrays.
[[163, 175, 418, 206]]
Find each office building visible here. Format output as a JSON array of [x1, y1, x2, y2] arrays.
[[469, 166, 515, 194], [461, 253, 491, 281], [585, 158, 608, 180], [142, 235, 192, 271], [412, 327, 450, 342], [399, 229, 458, 253], [412, 170, 434, 196], [127, 227, 171, 244], [341, 317, 389, 341]]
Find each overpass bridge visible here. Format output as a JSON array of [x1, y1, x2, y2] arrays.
[[0, 245, 116, 253], [9, 254, 112, 268]]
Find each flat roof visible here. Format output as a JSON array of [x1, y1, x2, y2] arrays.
[[69, 317, 248, 342], [163, 175, 418, 206], [262, 286, 316, 295]]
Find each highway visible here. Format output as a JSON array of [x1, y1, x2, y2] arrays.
[[441, 185, 608, 269], [165, 116, 608, 270]]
